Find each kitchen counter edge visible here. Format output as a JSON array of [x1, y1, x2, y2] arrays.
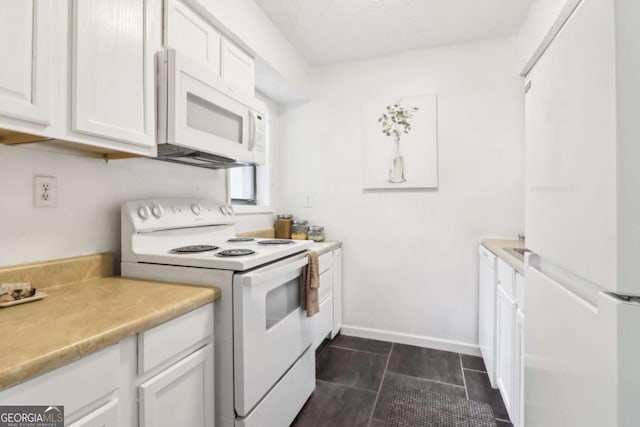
[[480, 238, 525, 275], [0, 277, 219, 391]]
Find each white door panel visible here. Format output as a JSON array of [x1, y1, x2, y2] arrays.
[[72, 0, 156, 146], [478, 245, 498, 387], [221, 40, 255, 96], [525, 264, 617, 427], [0, 0, 52, 125], [525, 0, 618, 290], [139, 345, 214, 427], [165, 0, 221, 75], [496, 284, 516, 417]]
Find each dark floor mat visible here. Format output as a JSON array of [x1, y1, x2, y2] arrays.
[[386, 386, 497, 427]]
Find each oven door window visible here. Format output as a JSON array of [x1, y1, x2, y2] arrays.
[[186, 92, 243, 144], [265, 276, 301, 329]]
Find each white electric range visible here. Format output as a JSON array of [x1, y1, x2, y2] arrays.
[[121, 198, 315, 427]]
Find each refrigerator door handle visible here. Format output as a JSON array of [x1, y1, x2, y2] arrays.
[[527, 255, 600, 312], [605, 292, 640, 305]]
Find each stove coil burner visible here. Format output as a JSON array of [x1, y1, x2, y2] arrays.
[[216, 249, 256, 257], [170, 245, 219, 254], [257, 239, 295, 245], [227, 237, 256, 243]]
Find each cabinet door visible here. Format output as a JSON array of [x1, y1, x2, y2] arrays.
[[313, 296, 333, 350], [71, 0, 157, 146], [332, 248, 342, 337], [221, 40, 255, 95], [165, 0, 222, 75], [0, 0, 52, 125], [513, 309, 525, 427], [139, 344, 214, 427], [478, 245, 497, 387], [68, 399, 119, 427], [496, 284, 516, 417]]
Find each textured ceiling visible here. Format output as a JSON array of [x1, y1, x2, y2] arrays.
[[254, 0, 532, 64]]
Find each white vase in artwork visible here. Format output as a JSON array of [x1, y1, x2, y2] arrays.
[[388, 138, 406, 183]]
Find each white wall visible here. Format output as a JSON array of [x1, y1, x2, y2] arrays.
[[0, 142, 275, 270], [278, 37, 524, 353]]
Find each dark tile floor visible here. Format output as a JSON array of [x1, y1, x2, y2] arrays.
[[291, 335, 512, 427]]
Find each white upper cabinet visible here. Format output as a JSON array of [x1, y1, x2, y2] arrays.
[[71, 0, 157, 148], [165, 0, 222, 75], [163, 0, 255, 96], [221, 40, 255, 96], [0, 0, 53, 127]]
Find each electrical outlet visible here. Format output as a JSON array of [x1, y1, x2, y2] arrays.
[[34, 176, 57, 207], [304, 194, 312, 208]]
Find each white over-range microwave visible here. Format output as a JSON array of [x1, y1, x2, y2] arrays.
[[156, 49, 266, 168]]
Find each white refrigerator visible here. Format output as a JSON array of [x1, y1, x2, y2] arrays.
[[524, 0, 640, 426]]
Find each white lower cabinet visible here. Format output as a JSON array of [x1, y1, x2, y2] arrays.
[[0, 304, 214, 427], [496, 283, 516, 416], [332, 248, 343, 336], [69, 399, 119, 427], [313, 247, 343, 349], [139, 344, 214, 427], [478, 245, 498, 387], [513, 308, 525, 427], [480, 245, 525, 425]]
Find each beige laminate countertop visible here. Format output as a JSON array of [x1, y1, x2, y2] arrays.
[[0, 254, 219, 391], [310, 241, 342, 256], [480, 238, 526, 275]]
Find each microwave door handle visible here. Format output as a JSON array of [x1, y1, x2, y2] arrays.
[[247, 111, 257, 150], [241, 257, 308, 289]]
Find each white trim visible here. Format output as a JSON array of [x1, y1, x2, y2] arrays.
[[340, 324, 481, 357], [232, 205, 274, 215], [520, 0, 582, 76]]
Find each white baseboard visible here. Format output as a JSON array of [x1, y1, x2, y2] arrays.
[[339, 324, 481, 357]]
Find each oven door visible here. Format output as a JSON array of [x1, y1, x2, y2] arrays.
[[233, 254, 314, 416], [158, 49, 260, 164]]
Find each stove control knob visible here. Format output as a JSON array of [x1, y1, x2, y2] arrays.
[[137, 205, 150, 220], [151, 204, 164, 218], [219, 205, 234, 216], [191, 203, 202, 216]]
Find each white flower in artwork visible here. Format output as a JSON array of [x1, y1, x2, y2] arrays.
[[378, 100, 418, 183]]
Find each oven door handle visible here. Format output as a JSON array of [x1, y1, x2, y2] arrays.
[[241, 257, 309, 289]]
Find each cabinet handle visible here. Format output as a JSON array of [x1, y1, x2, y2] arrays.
[[524, 81, 532, 94]]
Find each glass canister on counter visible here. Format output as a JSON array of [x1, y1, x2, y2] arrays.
[[307, 226, 325, 242], [275, 214, 293, 239], [291, 220, 309, 240]]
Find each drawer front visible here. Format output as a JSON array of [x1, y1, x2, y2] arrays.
[[0, 345, 119, 417], [235, 347, 314, 427], [138, 304, 213, 374], [318, 270, 332, 302], [313, 296, 333, 350], [318, 252, 332, 274], [68, 399, 119, 427], [497, 258, 515, 298]]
